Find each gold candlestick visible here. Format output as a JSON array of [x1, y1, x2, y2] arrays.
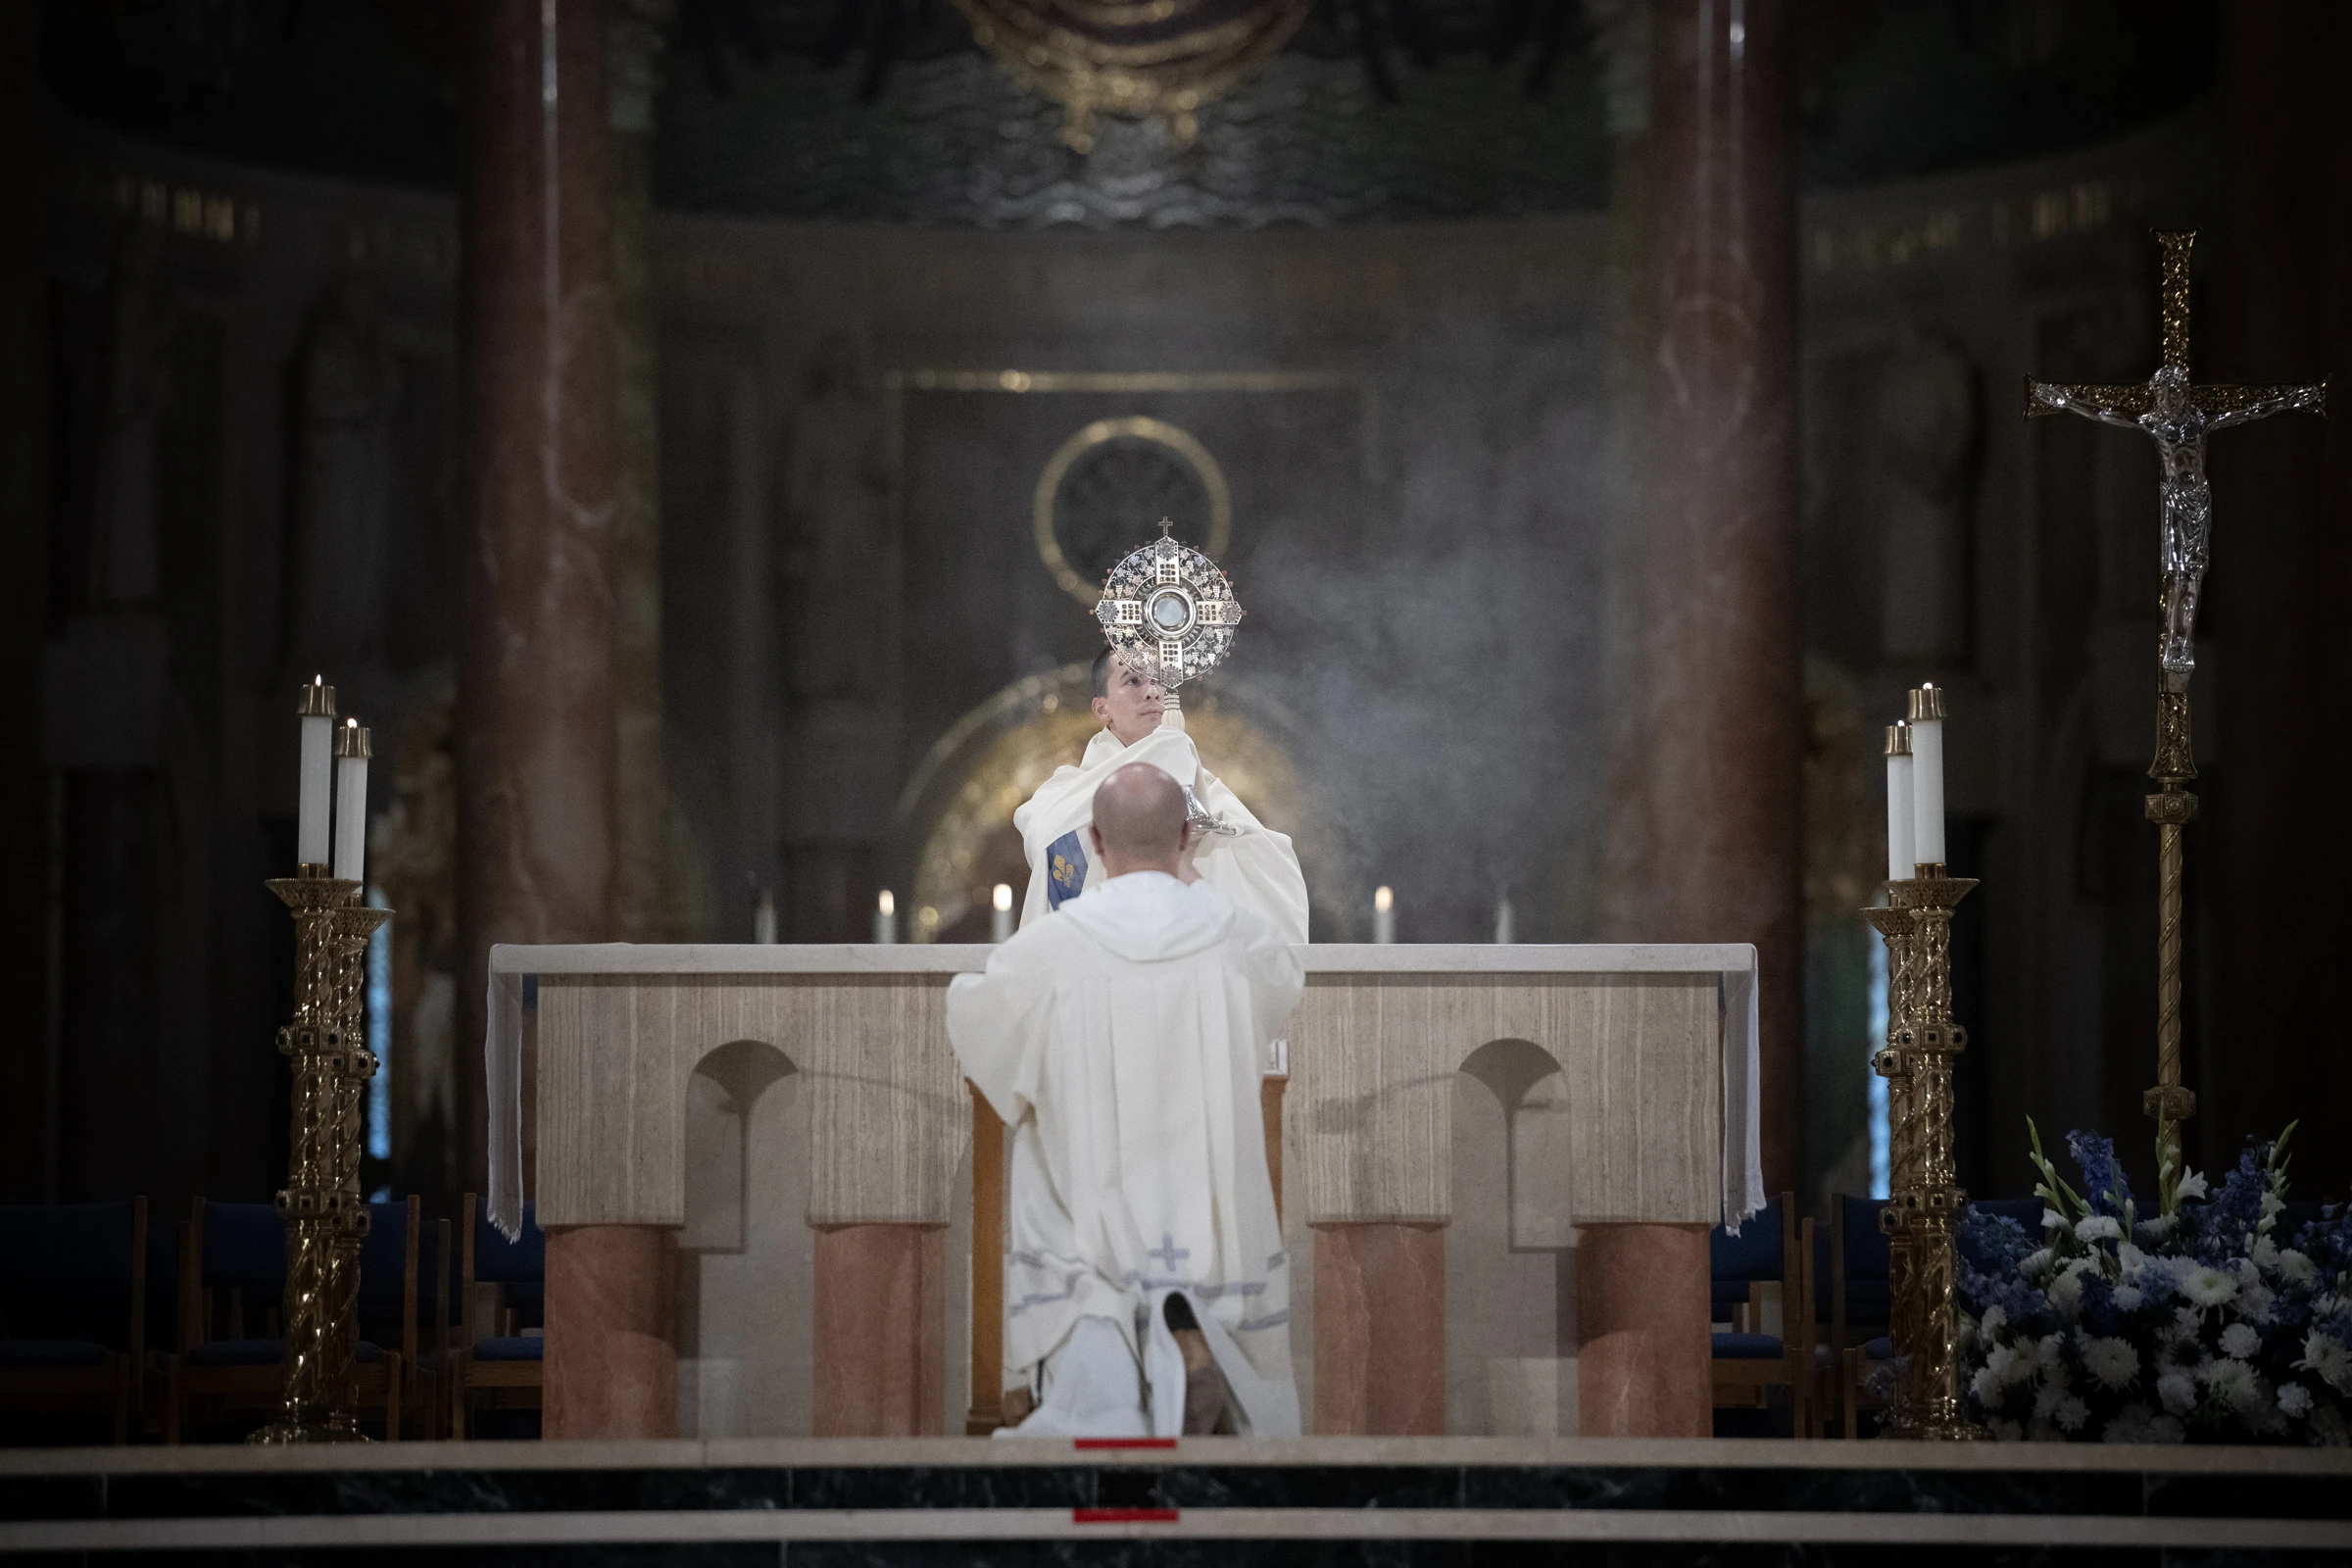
[[1867, 867, 1985, 1442], [251, 867, 390, 1444]]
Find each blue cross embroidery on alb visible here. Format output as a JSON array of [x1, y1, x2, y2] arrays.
[[1046, 829, 1088, 910]]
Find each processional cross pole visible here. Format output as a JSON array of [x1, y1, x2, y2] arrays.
[[2024, 229, 2325, 1210]]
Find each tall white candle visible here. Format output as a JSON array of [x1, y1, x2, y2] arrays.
[[991, 883, 1014, 944], [1494, 890, 1515, 945], [1884, 722, 1915, 883], [874, 889, 899, 945], [754, 890, 777, 945], [1908, 684, 1947, 868], [297, 677, 336, 869], [1373, 885, 1396, 945], [332, 719, 369, 884]]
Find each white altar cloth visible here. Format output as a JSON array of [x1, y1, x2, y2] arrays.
[[483, 944, 1762, 1242]]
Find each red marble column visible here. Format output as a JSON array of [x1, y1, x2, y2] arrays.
[[1311, 1223, 1445, 1435], [1578, 1222, 1712, 1437], [813, 1224, 948, 1437], [454, 0, 619, 1199], [544, 1224, 678, 1440], [1606, 0, 1802, 1190]]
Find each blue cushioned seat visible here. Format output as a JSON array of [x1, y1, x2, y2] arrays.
[[1863, 1337, 1891, 1359], [470, 1336, 542, 1362], [1710, 1332, 1784, 1360], [1972, 1198, 2043, 1229], [1709, 1197, 1785, 1323], [0, 1339, 109, 1367]]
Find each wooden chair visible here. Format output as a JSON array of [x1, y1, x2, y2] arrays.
[[1709, 1192, 1814, 1437], [402, 1218, 452, 1441], [1826, 1194, 1893, 1438], [0, 1200, 147, 1444], [166, 1199, 407, 1443], [449, 1195, 544, 1438], [356, 1198, 435, 1438]]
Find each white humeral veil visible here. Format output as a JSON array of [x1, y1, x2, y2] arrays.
[[947, 871, 1304, 1437], [1012, 724, 1308, 946]]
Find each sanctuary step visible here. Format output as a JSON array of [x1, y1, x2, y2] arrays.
[[1, 1437, 2346, 1563]]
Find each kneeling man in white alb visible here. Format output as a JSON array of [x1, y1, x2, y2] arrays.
[[948, 762, 1302, 1437]]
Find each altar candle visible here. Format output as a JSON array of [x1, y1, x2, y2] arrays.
[[1908, 684, 1947, 868], [874, 890, 899, 945], [991, 883, 1014, 944], [1374, 885, 1396, 945], [1494, 890, 1515, 945], [332, 718, 369, 884], [754, 890, 777, 945], [1884, 722, 1915, 883], [297, 676, 336, 869]]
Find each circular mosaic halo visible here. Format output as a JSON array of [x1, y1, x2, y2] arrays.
[[1094, 520, 1243, 688]]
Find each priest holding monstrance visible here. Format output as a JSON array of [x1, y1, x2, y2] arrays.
[[1008, 522, 1308, 944], [948, 522, 1304, 1437]]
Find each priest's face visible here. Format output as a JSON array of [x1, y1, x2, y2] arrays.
[[1093, 657, 1163, 745]]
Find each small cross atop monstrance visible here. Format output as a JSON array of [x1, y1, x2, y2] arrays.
[[1095, 517, 1247, 835], [2025, 230, 2326, 1209]]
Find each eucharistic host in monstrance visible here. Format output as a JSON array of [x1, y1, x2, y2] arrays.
[[1007, 519, 1308, 944]]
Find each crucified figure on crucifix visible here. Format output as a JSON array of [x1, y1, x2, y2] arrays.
[[2026, 230, 2326, 696]]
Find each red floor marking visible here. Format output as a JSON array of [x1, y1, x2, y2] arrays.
[[1072, 1437, 1178, 1450], [1073, 1507, 1181, 1524]]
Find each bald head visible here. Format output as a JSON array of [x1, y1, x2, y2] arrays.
[[1089, 763, 1191, 877]]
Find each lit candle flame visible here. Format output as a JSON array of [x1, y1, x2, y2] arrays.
[[878, 889, 895, 916], [993, 883, 1013, 912], [1374, 885, 1393, 913]]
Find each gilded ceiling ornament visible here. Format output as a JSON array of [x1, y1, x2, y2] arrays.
[[952, 0, 1313, 152]]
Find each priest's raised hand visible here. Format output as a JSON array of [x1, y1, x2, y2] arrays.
[[948, 762, 1303, 1439]]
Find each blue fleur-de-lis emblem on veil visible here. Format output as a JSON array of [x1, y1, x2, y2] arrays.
[[1046, 829, 1088, 910]]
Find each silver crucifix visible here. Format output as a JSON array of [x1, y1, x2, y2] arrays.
[[2026, 230, 2326, 696], [2024, 229, 2326, 1209]]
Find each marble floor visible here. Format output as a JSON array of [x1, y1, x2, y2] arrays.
[[0, 1436, 2346, 1563]]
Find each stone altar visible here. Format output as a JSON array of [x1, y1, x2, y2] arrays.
[[486, 943, 1760, 1440]]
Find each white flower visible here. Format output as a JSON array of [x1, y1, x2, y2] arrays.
[[2052, 1393, 2090, 1432], [2253, 1235, 2281, 1271], [1981, 1303, 2008, 1340], [2116, 1243, 2149, 1281], [2023, 1248, 2055, 1280], [2157, 1368, 2198, 1414], [2147, 1412, 2187, 1444], [1972, 1365, 2006, 1408], [2040, 1207, 2068, 1234], [2076, 1215, 2122, 1244], [2035, 1333, 2067, 1375], [1984, 1342, 2028, 1388], [2180, 1266, 2239, 1309], [2239, 1281, 2278, 1326], [2298, 1333, 2352, 1394], [2221, 1322, 2262, 1360], [2138, 1214, 2178, 1244], [2033, 1378, 2075, 1420], [2081, 1336, 2139, 1391], [2261, 1192, 2285, 1220], [2114, 1286, 2144, 1312], [2049, 1264, 2089, 1317], [2278, 1250, 2319, 1287], [2176, 1170, 2209, 1201], [2279, 1383, 2315, 1419], [2203, 1357, 2259, 1413]]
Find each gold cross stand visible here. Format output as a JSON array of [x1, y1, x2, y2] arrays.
[[2025, 230, 2325, 1211]]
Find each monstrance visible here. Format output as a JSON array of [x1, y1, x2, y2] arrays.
[[1094, 517, 1246, 834]]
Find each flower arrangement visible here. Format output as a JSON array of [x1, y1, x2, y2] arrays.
[[1955, 1120, 2352, 1444]]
